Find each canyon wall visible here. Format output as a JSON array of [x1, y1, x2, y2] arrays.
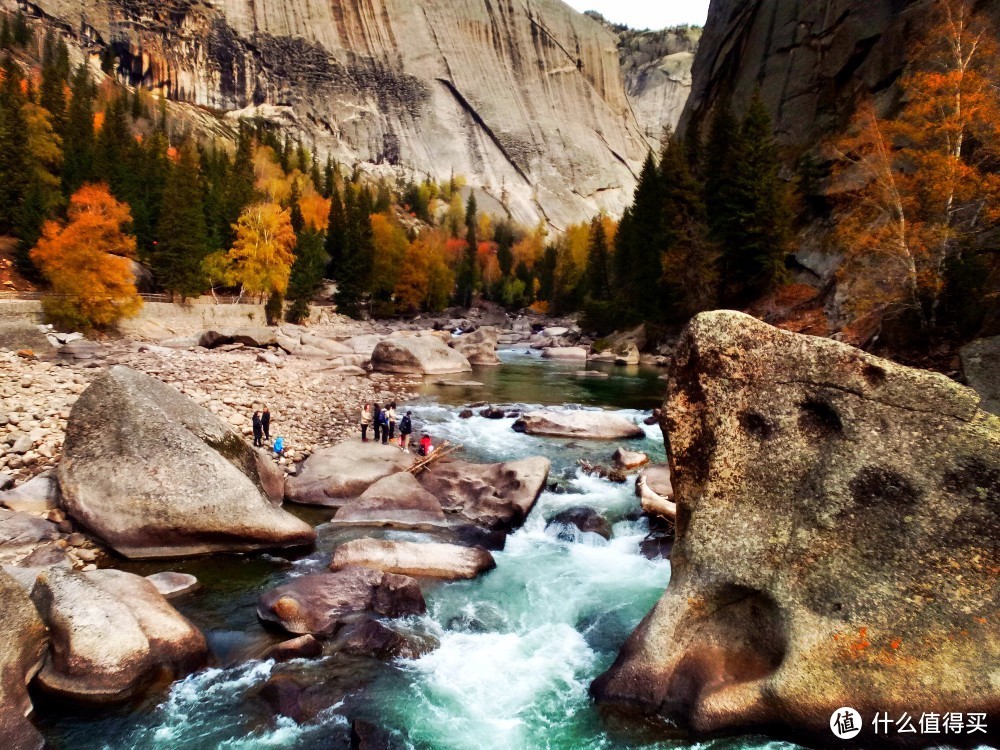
[[23, 0, 660, 229]]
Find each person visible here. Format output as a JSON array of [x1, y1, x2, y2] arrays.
[[360, 403, 372, 442], [252, 411, 263, 448], [419, 433, 433, 457], [380, 406, 390, 445], [262, 406, 271, 442], [398, 410, 413, 452], [273, 436, 285, 457], [372, 403, 382, 443], [387, 402, 397, 442]]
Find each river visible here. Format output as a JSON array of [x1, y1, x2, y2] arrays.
[[35, 350, 800, 750]]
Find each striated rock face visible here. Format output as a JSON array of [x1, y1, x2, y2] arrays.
[[593, 311, 1000, 743], [680, 0, 929, 145], [32, 0, 652, 229]]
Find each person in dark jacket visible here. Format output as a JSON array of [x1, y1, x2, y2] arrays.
[[379, 406, 390, 444], [252, 411, 263, 447], [261, 406, 271, 442], [372, 403, 382, 443], [398, 411, 413, 452]]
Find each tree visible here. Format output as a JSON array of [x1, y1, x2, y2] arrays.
[[370, 211, 409, 314], [456, 193, 479, 306], [30, 184, 142, 329], [153, 141, 211, 297], [615, 152, 665, 322], [227, 202, 297, 299], [39, 31, 69, 132], [286, 227, 329, 323], [334, 185, 375, 317], [0, 55, 29, 238], [325, 181, 346, 277], [832, 0, 1000, 338], [62, 64, 96, 193], [585, 216, 612, 301], [17, 101, 64, 276]]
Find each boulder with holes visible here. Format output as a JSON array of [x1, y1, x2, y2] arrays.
[[593, 311, 1000, 745]]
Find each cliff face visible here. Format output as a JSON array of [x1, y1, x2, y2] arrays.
[[27, 0, 653, 229], [679, 0, 929, 146]]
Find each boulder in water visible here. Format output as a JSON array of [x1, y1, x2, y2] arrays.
[[593, 310, 1000, 740], [450, 327, 500, 366], [285, 439, 414, 507], [56, 367, 314, 558], [0, 569, 47, 750], [331, 473, 448, 529], [513, 410, 645, 440], [546, 507, 612, 540], [31, 568, 207, 703], [612, 447, 649, 470], [336, 618, 423, 660], [541, 346, 588, 360], [331, 538, 496, 580], [262, 634, 323, 662], [371, 337, 472, 375], [145, 572, 200, 599], [257, 566, 425, 637], [417, 457, 550, 532]]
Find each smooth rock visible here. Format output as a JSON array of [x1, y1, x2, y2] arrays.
[[513, 410, 645, 440], [30, 568, 207, 703], [0, 568, 47, 750], [449, 327, 500, 366], [332, 473, 448, 529], [0, 473, 60, 513], [145, 572, 201, 598], [57, 366, 314, 558], [371, 337, 472, 375], [257, 566, 425, 637], [263, 634, 323, 662], [545, 507, 612, 541], [612, 447, 649, 470], [541, 346, 588, 360], [593, 310, 1000, 740], [285, 440, 414, 507], [331, 538, 496, 580]]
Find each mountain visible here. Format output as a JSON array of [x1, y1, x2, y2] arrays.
[[26, 0, 660, 230]]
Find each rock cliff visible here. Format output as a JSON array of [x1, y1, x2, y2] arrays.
[[24, 0, 656, 229]]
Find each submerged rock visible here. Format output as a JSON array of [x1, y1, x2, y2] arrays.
[[593, 311, 1000, 741], [513, 410, 645, 440], [31, 568, 207, 703], [545, 507, 612, 541], [0, 569, 47, 750], [56, 367, 314, 558], [371, 337, 472, 375], [332, 538, 496, 580], [257, 566, 425, 637], [285, 440, 414, 507]]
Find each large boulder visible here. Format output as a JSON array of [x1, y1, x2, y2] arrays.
[[513, 410, 645, 440], [593, 311, 1000, 742], [332, 472, 448, 529], [961, 335, 1000, 416], [56, 366, 314, 558], [285, 440, 414, 507], [371, 337, 472, 375], [30, 568, 207, 703], [541, 346, 588, 360], [0, 569, 47, 750], [417, 457, 550, 532], [257, 566, 425, 637], [450, 327, 501, 366], [332, 538, 496, 580], [0, 323, 55, 357]]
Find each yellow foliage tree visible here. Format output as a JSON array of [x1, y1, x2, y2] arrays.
[[30, 184, 142, 330], [227, 202, 297, 299]]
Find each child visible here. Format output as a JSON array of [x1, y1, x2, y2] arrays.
[[419, 433, 433, 457], [398, 411, 413, 452], [273, 436, 285, 456]]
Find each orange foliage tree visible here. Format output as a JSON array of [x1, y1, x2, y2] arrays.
[[832, 0, 1000, 336], [227, 202, 297, 299], [394, 228, 454, 313], [30, 184, 142, 330]]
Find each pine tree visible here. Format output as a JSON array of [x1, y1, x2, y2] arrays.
[[289, 179, 304, 234], [585, 217, 611, 301], [617, 152, 665, 322], [323, 155, 335, 198], [62, 64, 96, 193], [11, 11, 31, 48], [325, 181, 346, 277], [0, 55, 28, 237], [286, 227, 329, 323], [334, 184, 375, 318], [218, 122, 256, 250], [153, 141, 210, 298], [95, 94, 132, 200], [456, 193, 479, 306], [39, 31, 68, 132]]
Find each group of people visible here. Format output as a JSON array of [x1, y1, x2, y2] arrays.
[[251, 406, 284, 456], [359, 402, 432, 455]]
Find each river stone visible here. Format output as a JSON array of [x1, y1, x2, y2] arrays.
[[960, 335, 1000, 416], [512, 410, 645, 440], [0, 509, 60, 566], [332, 473, 448, 529], [417, 457, 550, 532], [337, 618, 421, 660], [332, 539, 496, 580], [541, 346, 587, 360], [593, 310, 1000, 741], [371, 337, 472, 375], [612, 447, 649, 470], [263, 634, 323, 662], [0, 568, 47, 750], [301, 333, 353, 356], [145, 572, 200, 598], [0, 323, 55, 357], [30, 568, 207, 703], [285, 439, 415, 507], [635, 465, 673, 500], [449, 327, 500, 366], [257, 566, 425, 637], [546, 507, 612, 540], [56, 366, 314, 558]]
